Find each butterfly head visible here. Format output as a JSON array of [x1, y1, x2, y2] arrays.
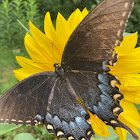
[[53, 63, 59, 68], [54, 63, 65, 79]]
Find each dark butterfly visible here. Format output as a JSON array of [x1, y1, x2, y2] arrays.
[[0, 0, 137, 140]]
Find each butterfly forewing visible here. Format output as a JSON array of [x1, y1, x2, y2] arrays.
[[62, 0, 134, 72], [0, 72, 94, 139], [0, 72, 55, 125]]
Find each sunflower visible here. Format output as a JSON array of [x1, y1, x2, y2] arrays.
[[13, 8, 140, 140]]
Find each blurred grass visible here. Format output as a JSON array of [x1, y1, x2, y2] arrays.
[[0, 47, 18, 95], [0, 125, 56, 140]]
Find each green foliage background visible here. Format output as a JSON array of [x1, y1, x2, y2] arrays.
[[0, 0, 140, 139]]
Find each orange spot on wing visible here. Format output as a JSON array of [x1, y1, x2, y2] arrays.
[[87, 118, 91, 124]]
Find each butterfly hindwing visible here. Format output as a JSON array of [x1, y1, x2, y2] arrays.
[[45, 78, 94, 140], [62, 0, 134, 72], [66, 71, 138, 139], [0, 72, 56, 125]]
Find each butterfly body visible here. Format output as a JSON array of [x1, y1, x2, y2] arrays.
[[0, 0, 137, 139]]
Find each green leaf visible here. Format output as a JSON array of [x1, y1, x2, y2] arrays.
[[0, 122, 21, 135], [13, 133, 39, 140]]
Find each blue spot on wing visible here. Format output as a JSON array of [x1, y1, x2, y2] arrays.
[[93, 102, 115, 122], [98, 74, 109, 85], [100, 94, 115, 110], [98, 84, 113, 95], [53, 116, 62, 129], [75, 117, 89, 132]]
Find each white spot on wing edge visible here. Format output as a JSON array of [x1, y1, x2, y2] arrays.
[[68, 136, 75, 140], [25, 120, 32, 123], [120, 21, 124, 26], [111, 120, 118, 124], [114, 40, 120, 47], [47, 124, 53, 130], [113, 107, 121, 113], [113, 94, 122, 100], [11, 119, 16, 122], [18, 120, 23, 123], [87, 131, 91, 136], [117, 30, 121, 37], [57, 131, 64, 136], [124, 2, 129, 8], [34, 120, 38, 123], [110, 80, 117, 87], [122, 12, 127, 17]]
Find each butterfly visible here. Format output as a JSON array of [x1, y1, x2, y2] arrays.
[[0, 0, 137, 140]]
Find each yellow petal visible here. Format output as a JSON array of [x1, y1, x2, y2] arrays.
[[82, 7, 88, 17], [131, 46, 140, 56], [89, 112, 110, 137], [119, 100, 140, 128], [16, 56, 53, 72], [109, 55, 140, 77], [14, 68, 37, 81], [44, 12, 56, 40], [114, 32, 138, 56], [24, 33, 54, 66], [122, 90, 140, 104], [29, 21, 60, 62], [119, 74, 140, 91], [44, 12, 63, 59], [67, 8, 84, 38], [56, 12, 67, 49], [113, 127, 127, 140]]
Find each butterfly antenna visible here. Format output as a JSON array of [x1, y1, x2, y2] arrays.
[[17, 19, 30, 35]]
